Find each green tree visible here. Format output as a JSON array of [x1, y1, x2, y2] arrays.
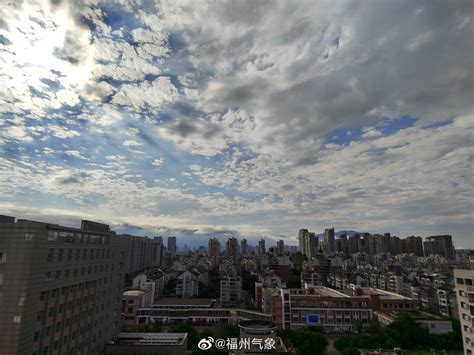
[[334, 314, 463, 353], [277, 327, 327, 355], [241, 269, 259, 298]]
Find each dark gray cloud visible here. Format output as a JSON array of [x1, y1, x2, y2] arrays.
[[53, 31, 88, 65], [0, 34, 12, 45], [183, 0, 473, 162], [165, 117, 223, 139], [56, 172, 91, 185]]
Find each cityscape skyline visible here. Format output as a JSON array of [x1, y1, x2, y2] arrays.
[[0, 1, 473, 248]]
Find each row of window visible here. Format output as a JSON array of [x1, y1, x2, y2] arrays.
[[44, 265, 122, 281], [40, 278, 120, 301], [48, 230, 108, 245], [47, 248, 124, 263], [35, 314, 107, 340], [456, 277, 473, 285], [40, 298, 110, 320]]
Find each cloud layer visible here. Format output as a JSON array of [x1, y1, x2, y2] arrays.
[[0, 0, 472, 247]]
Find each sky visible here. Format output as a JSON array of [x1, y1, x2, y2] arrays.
[[0, 0, 473, 248]]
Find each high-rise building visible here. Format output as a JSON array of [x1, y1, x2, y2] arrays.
[[424, 235, 455, 260], [240, 239, 248, 256], [339, 234, 350, 256], [324, 228, 336, 254], [389, 236, 402, 255], [298, 229, 308, 254], [117, 235, 154, 274], [298, 229, 317, 258], [152, 242, 164, 268], [454, 268, 474, 355], [0, 216, 127, 355], [208, 238, 220, 266], [154, 236, 163, 245], [226, 237, 238, 260], [402, 236, 424, 256], [176, 270, 199, 298], [167, 236, 177, 255], [258, 239, 266, 254], [220, 275, 242, 307], [277, 239, 285, 255], [349, 234, 360, 254]]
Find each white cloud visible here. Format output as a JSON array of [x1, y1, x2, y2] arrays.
[[64, 150, 86, 159], [48, 125, 80, 139], [151, 158, 164, 168], [2, 125, 33, 142], [361, 127, 384, 138], [123, 140, 142, 147], [112, 77, 179, 109]]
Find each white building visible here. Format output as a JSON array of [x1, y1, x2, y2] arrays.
[[454, 268, 474, 355], [176, 270, 199, 298]]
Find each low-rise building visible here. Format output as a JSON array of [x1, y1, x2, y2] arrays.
[[375, 310, 453, 334], [104, 332, 187, 355]]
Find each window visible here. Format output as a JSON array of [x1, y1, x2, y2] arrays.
[[0, 252, 6, 263], [33, 331, 39, 341], [48, 231, 58, 241], [25, 233, 33, 240], [45, 272, 52, 281], [456, 278, 464, 285], [466, 279, 473, 286], [13, 315, 21, 323], [57, 249, 64, 261], [47, 249, 54, 262]]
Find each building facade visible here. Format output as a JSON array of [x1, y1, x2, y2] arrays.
[[0, 216, 127, 355], [454, 268, 474, 355], [220, 275, 243, 307]]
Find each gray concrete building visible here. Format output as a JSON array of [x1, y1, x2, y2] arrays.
[[0, 216, 128, 355]]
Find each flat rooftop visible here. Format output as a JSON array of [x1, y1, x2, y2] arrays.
[[392, 310, 446, 321], [113, 332, 187, 346], [313, 287, 349, 297], [153, 298, 214, 306], [361, 287, 411, 300], [124, 290, 144, 297]]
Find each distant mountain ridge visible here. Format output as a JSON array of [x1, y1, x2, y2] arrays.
[[316, 230, 361, 240]]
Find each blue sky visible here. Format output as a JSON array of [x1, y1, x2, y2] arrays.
[[0, 0, 472, 248]]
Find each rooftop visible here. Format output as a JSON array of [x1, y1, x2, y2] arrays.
[[360, 287, 412, 300], [112, 332, 187, 346], [124, 290, 144, 297], [153, 298, 214, 306]]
